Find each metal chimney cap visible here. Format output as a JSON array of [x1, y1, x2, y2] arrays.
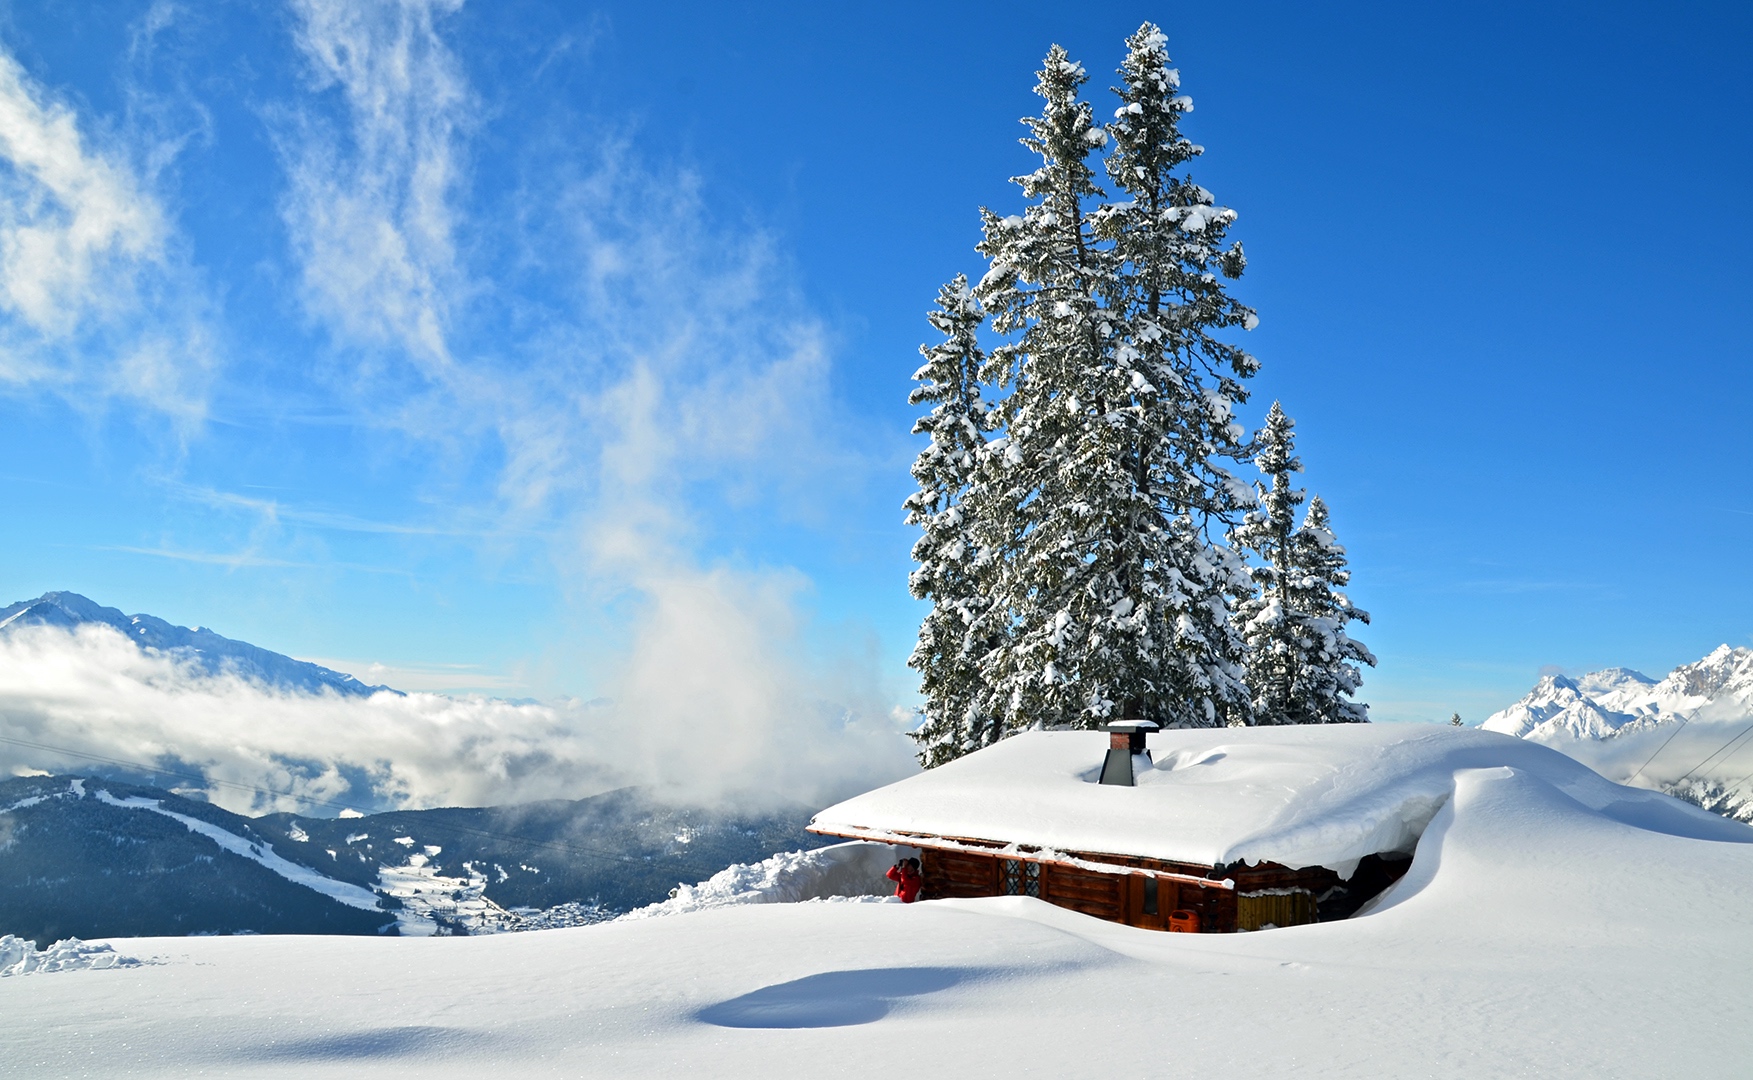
[[1101, 719, 1160, 732]]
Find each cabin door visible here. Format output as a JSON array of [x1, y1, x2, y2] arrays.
[[1126, 874, 1173, 930]]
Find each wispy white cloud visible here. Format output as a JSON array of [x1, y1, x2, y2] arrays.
[[280, 0, 468, 375], [163, 481, 530, 539], [94, 545, 414, 577], [276, 0, 870, 527], [0, 26, 214, 421], [0, 50, 163, 333]]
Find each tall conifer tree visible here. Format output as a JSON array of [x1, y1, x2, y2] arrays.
[[1283, 495, 1375, 723], [971, 30, 1258, 734], [1096, 22, 1257, 727], [973, 45, 1125, 731], [1234, 402, 1307, 724], [1235, 403, 1374, 724], [905, 276, 1002, 765]]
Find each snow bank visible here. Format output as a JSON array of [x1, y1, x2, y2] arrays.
[[0, 936, 144, 977], [621, 841, 916, 920], [811, 725, 1746, 874]]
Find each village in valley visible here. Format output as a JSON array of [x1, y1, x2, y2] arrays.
[[1, 4, 1751, 1078]]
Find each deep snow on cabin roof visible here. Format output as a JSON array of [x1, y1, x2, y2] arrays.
[[811, 724, 1743, 873]]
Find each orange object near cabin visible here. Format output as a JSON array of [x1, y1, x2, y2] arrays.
[[1167, 909, 1200, 933]]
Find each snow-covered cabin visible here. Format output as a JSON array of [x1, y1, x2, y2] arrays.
[[810, 724, 1622, 932]]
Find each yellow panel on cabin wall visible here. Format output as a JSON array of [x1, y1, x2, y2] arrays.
[[1236, 889, 1316, 931]]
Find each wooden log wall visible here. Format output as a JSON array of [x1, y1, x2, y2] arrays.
[[1041, 863, 1122, 922], [920, 848, 998, 899], [917, 845, 1360, 933]]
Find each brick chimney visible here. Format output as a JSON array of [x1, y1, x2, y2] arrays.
[[1098, 719, 1159, 786]]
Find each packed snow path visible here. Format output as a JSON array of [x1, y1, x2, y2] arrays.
[[5, 764, 1751, 1078]]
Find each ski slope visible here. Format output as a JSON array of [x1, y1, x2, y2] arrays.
[[91, 790, 383, 911], [6, 760, 1752, 1078]]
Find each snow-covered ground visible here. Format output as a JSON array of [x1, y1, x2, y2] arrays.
[[6, 745, 1752, 1078]]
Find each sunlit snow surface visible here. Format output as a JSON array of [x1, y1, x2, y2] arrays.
[[811, 725, 1744, 873], [7, 746, 1753, 1077]]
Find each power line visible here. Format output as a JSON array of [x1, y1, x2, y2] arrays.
[[1625, 708, 1701, 786], [1720, 760, 1753, 801], [0, 732, 731, 872], [1668, 720, 1753, 788]]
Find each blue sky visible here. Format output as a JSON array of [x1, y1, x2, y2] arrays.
[[0, 0, 1748, 723]]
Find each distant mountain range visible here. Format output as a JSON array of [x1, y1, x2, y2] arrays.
[[1482, 645, 1753, 741], [1483, 645, 1753, 821], [0, 591, 389, 697], [0, 773, 828, 946]]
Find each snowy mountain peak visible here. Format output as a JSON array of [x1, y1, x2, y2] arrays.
[[1483, 646, 1753, 741], [1572, 666, 1655, 700], [1659, 645, 1753, 704], [0, 591, 392, 698]]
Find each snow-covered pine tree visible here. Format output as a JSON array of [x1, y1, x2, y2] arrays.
[[1235, 402, 1374, 724], [972, 45, 1139, 732], [1233, 402, 1307, 724], [1282, 495, 1375, 723], [1095, 21, 1258, 727], [962, 27, 1258, 737], [905, 275, 1003, 766]]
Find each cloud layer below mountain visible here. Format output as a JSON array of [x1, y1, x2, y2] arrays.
[[0, 622, 918, 814]]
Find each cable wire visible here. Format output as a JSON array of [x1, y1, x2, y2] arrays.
[[1625, 707, 1701, 786], [1667, 720, 1753, 788]]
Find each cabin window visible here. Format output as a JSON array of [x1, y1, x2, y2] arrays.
[[1142, 875, 1159, 915], [1001, 859, 1040, 897]]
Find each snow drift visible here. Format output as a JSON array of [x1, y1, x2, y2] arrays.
[[621, 841, 916, 920], [0, 936, 145, 977]]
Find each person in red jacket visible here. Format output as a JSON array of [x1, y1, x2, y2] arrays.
[[886, 857, 922, 903]]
